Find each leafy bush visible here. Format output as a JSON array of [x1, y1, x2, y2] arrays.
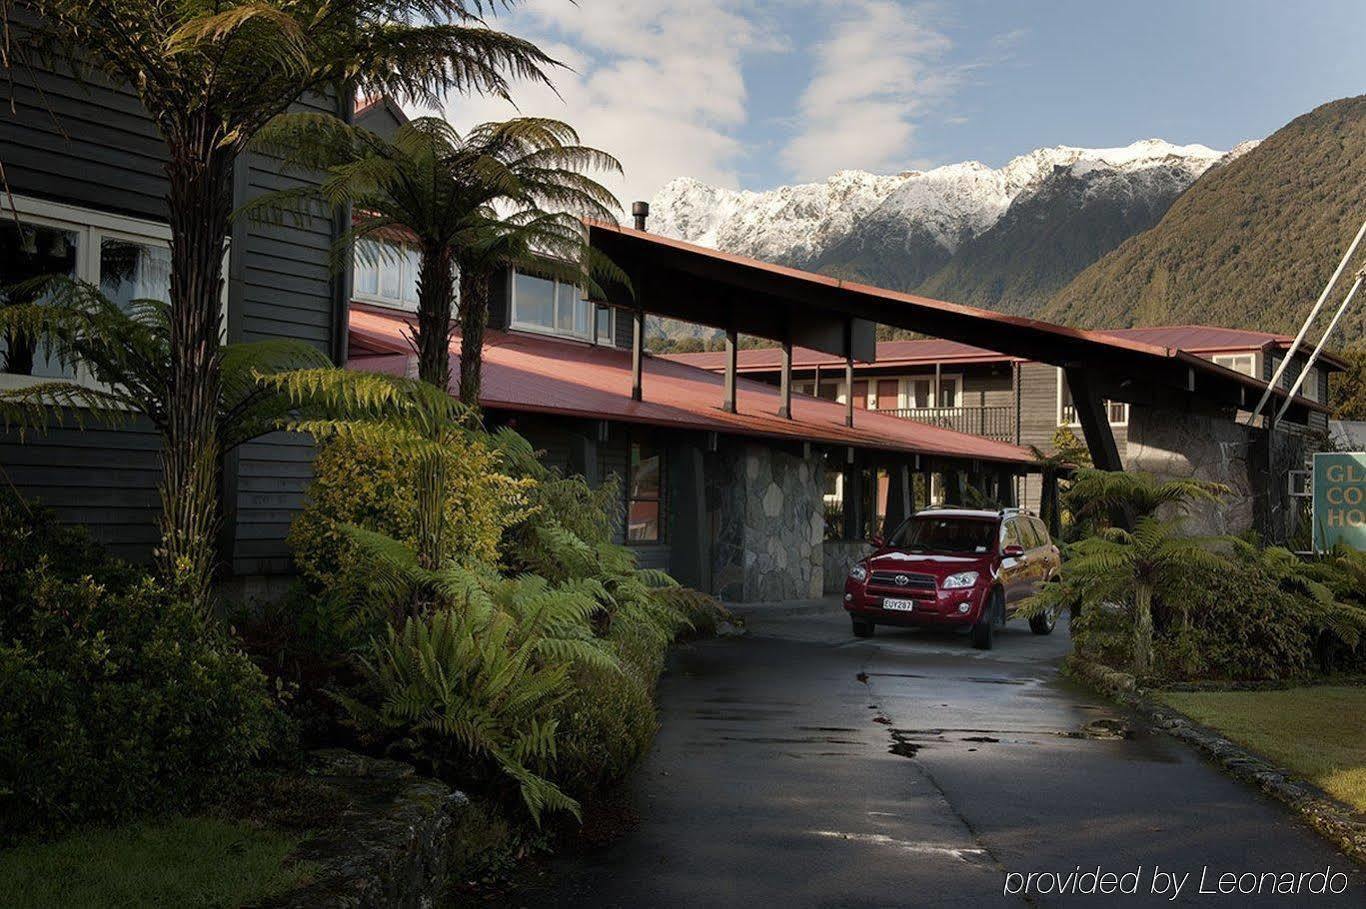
[[289, 432, 532, 606], [0, 568, 281, 842], [336, 605, 581, 825]]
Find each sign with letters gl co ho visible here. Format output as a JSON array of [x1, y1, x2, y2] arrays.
[[1313, 452, 1366, 552]]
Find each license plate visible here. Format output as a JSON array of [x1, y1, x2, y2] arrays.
[[881, 598, 915, 612]]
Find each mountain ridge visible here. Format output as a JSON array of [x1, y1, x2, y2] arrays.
[[648, 138, 1249, 340]]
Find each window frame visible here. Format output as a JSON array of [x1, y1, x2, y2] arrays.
[[1056, 367, 1128, 428], [1211, 352, 1258, 378], [509, 268, 600, 343], [0, 194, 202, 394], [353, 238, 422, 311], [625, 438, 666, 545]]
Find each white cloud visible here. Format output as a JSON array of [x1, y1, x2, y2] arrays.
[[781, 1, 954, 181], [431, 0, 774, 211]]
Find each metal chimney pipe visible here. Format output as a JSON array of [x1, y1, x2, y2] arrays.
[[632, 201, 650, 231]]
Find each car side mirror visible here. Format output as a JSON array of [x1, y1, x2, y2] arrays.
[[869, 534, 885, 549], [1002, 544, 1025, 558]]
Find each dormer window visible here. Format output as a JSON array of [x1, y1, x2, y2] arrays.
[[510, 269, 614, 344], [354, 239, 421, 311]]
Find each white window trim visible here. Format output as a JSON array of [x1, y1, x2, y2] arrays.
[[594, 304, 616, 345], [934, 373, 963, 408], [508, 269, 599, 343], [2, 195, 231, 401], [1056, 367, 1128, 428], [1211, 352, 1259, 378], [353, 239, 422, 311]]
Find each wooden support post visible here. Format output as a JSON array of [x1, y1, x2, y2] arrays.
[[1063, 366, 1123, 472], [1064, 366, 1131, 529], [723, 328, 738, 413], [844, 318, 855, 428], [778, 337, 793, 419], [843, 460, 865, 541], [631, 306, 644, 402]]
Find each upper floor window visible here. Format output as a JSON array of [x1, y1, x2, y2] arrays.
[[510, 269, 614, 344], [354, 239, 420, 311], [1, 197, 171, 383], [1212, 352, 1257, 377], [1057, 369, 1127, 427]]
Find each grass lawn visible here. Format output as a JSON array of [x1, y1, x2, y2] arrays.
[[1160, 686, 1366, 812], [0, 816, 309, 909]]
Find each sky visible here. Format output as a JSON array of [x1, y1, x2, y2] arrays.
[[431, 0, 1366, 208]]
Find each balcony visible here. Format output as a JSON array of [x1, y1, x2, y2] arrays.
[[879, 404, 1016, 442]]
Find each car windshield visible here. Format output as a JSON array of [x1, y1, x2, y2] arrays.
[[889, 516, 998, 554]]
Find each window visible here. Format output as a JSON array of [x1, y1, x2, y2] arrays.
[[627, 441, 664, 542], [1, 196, 172, 384], [510, 269, 600, 342], [595, 305, 616, 344], [1057, 368, 1128, 426], [354, 239, 422, 311], [1212, 353, 1257, 377]]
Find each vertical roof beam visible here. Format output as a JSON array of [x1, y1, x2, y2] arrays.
[[723, 327, 738, 413], [778, 336, 793, 419], [631, 305, 644, 402], [844, 318, 855, 428]]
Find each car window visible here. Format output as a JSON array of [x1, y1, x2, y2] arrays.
[[1000, 519, 1023, 550], [1030, 517, 1051, 547], [892, 516, 998, 554], [1017, 518, 1041, 549]]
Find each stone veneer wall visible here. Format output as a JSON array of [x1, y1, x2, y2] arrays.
[[708, 442, 825, 602], [1124, 406, 1261, 535], [823, 540, 872, 594]]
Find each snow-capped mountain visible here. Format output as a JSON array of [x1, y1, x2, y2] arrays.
[[648, 138, 1256, 331]]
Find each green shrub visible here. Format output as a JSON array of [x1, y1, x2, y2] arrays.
[[289, 433, 532, 599], [0, 569, 281, 841], [336, 605, 580, 825]]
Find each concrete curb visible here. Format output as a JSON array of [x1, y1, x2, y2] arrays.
[[1066, 655, 1366, 866], [725, 596, 844, 622]]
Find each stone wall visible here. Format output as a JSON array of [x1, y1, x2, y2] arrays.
[[1123, 406, 1259, 535], [708, 442, 825, 602], [823, 540, 871, 594]]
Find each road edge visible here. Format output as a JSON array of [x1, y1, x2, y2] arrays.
[[1064, 654, 1366, 867]]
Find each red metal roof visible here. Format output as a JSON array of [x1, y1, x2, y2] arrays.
[[346, 304, 1037, 465], [665, 325, 1348, 373]]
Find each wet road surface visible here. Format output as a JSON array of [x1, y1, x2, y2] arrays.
[[515, 610, 1364, 907]]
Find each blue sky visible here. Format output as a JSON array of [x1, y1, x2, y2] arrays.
[[440, 1, 1366, 204]]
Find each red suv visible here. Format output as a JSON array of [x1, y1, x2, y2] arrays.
[[843, 508, 1061, 649]]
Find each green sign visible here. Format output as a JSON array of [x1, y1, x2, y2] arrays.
[[1313, 452, 1366, 552]]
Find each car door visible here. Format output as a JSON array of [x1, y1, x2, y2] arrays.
[[1017, 518, 1047, 596], [998, 518, 1028, 606], [1030, 517, 1059, 584]]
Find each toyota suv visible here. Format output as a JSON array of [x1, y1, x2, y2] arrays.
[[843, 508, 1061, 649]]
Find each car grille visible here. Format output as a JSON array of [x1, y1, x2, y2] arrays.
[[869, 570, 936, 591]]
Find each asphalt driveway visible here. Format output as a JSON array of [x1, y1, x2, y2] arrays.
[[516, 609, 1363, 907]]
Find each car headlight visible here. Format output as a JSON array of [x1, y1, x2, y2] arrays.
[[848, 563, 868, 583], [941, 571, 979, 589]]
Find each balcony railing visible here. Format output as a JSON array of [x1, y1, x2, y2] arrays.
[[879, 404, 1016, 442]]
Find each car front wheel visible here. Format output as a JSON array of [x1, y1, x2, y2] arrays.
[[971, 590, 1001, 650], [852, 617, 875, 638]]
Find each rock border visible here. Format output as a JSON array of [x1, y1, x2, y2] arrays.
[[1066, 655, 1366, 865], [253, 749, 468, 909]]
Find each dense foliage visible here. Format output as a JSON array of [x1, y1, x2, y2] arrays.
[[1022, 469, 1366, 681], [270, 368, 724, 824], [0, 494, 281, 842], [1044, 95, 1366, 345]]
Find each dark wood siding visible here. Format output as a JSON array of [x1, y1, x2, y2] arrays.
[[229, 92, 349, 575], [0, 60, 167, 559], [0, 58, 345, 576]]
